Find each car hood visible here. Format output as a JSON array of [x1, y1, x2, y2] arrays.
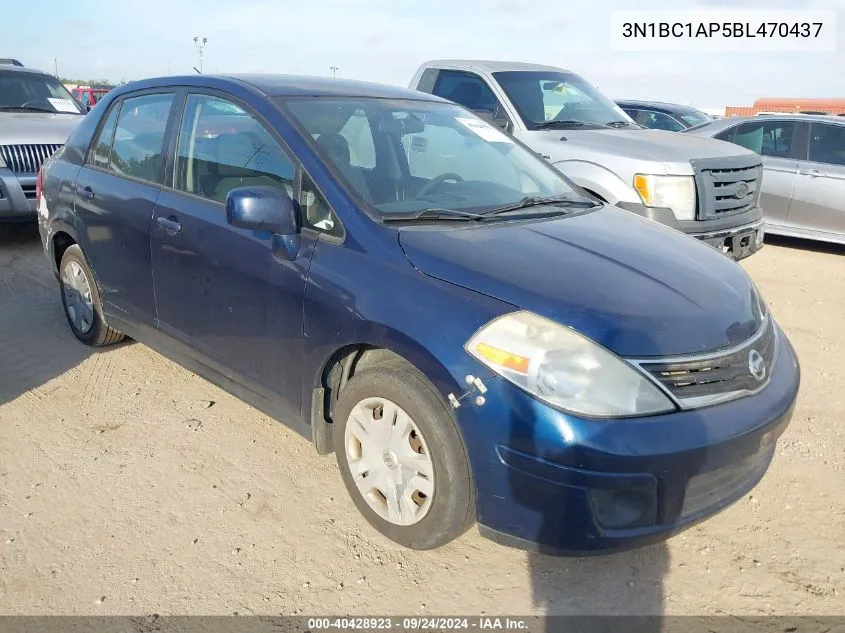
[[398, 206, 762, 358], [532, 127, 755, 162], [0, 112, 83, 145]]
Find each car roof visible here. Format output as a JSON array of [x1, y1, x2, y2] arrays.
[[694, 113, 845, 131], [0, 64, 53, 76], [114, 74, 446, 102], [615, 100, 705, 115], [420, 59, 572, 74]]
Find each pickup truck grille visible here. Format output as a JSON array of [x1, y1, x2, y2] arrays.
[[0, 143, 62, 174], [636, 317, 776, 405], [690, 155, 763, 221]]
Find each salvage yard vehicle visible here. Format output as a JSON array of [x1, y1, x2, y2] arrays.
[[410, 60, 766, 261], [686, 114, 845, 246], [38, 73, 800, 554], [0, 63, 85, 222]]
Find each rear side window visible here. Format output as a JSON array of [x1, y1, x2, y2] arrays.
[[641, 110, 685, 131], [808, 123, 845, 166], [731, 120, 796, 158], [715, 126, 736, 143], [173, 94, 295, 204], [110, 93, 174, 184], [432, 70, 502, 114], [91, 103, 120, 169]]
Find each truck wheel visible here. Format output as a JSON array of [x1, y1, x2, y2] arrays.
[[333, 361, 475, 549], [59, 244, 125, 347]]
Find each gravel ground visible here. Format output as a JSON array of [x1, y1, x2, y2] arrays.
[[0, 223, 843, 617]]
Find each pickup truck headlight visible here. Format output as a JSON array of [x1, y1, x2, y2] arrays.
[[633, 174, 697, 221], [465, 311, 676, 418]]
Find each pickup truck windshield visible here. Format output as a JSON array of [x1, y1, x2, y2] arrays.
[[0, 71, 85, 114], [282, 97, 587, 217], [493, 71, 636, 130]]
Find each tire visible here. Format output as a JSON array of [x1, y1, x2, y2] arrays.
[[333, 360, 475, 549], [59, 244, 125, 347]]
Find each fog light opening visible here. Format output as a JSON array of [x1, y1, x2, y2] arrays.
[[590, 486, 658, 530]]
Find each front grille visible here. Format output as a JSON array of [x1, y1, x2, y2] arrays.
[[638, 317, 777, 404], [0, 144, 62, 174], [680, 446, 774, 518], [691, 155, 763, 220]]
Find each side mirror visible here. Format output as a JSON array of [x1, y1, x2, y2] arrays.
[[225, 186, 301, 260], [472, 109, 512, 133]]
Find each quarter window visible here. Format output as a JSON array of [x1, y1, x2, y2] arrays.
[[174, 94, 294, 204], [110, 93, 174, 184], [90, 103, 120, 169], [808, 123, 845, 166], [300, 171, 341, 235]]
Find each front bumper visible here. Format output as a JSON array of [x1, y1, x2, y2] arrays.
[[458, 323, 800, 555], [692, 219, 765, 262], [0, 169, 37, 221], [614, 201, 764, 261]]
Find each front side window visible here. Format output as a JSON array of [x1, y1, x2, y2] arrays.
[[282, 97, 584, 217], [808, 123, 845, 166], [174, 94, 294, 204], [493, 70, 636, 129], [90, 102, 121, 169], [110, 93, 174, 184], [731, 120, 797, 158], [0, 71, 86, 114]]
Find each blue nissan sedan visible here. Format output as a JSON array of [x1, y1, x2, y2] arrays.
[[36, 74, 800, 554]]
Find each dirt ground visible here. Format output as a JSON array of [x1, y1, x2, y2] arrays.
[[0, 223, 843, 617]]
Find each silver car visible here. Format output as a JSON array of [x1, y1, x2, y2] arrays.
[[0, 64, 85, 222], [686, 115, 845, 245]]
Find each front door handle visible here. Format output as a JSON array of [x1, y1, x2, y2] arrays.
[[156, 216, 182, 235], [79, 186, 94, 200], [800, 168, 825, 177]]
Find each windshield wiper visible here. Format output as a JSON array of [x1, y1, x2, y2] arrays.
[[605, 120, 636, 128], [532, 120, 586, 130], [381, 208, 486, 223], [482, 196, 601, 217], [0, 105, 60, 113]]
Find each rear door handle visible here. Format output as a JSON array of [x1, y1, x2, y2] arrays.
[[79, 186, 94, 200], [800, 168, 825, 177], [156, 216, 182, 235]]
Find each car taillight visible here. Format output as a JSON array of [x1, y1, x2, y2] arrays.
[[35, 168, 43, 204]]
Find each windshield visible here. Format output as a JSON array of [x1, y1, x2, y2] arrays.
[[281, 97, 587, 217], [0, 71, 85, 114], [493, 71, 636, 129]]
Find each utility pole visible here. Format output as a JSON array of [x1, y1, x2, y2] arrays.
[[330, 66, 339, 78], [193, 36, 208, 74], [54, 58, 58, 78]]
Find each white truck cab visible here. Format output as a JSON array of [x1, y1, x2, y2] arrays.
[[410, 60, 766, 260]]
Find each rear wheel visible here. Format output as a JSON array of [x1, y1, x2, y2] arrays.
[[59, 244, 124, 347], [333, 361, 474, 549]]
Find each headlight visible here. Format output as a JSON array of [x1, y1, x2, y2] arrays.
[[633, 174, 697, 221], [465, 311, 676, 418]]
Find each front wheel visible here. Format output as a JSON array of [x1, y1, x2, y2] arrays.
[[333, 361, 475, 549]]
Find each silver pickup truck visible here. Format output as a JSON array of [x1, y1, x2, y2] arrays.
[[410, 60, 765, 260], [0, 64, 85, 222]]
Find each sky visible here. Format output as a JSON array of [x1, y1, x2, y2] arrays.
[[8, 0, 845, 110]]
